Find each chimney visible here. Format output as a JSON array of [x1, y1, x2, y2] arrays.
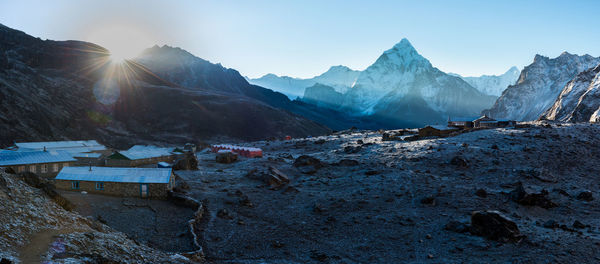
[[43, 146, 47, 152], [89, 162, 92, 171]]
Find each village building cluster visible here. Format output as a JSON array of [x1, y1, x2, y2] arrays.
[[418, 115, 517, 138], [0, 140, 185, 198]]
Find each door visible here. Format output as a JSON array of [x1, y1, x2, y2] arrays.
[[140, 184, 148, 198]]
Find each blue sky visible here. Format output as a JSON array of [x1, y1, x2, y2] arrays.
[[1, 0, 599, 78]]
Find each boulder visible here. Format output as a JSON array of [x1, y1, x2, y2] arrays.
[[475, 188, 488, 198], [450, 156, 468, 168], [576, 191, 594, 201], [293, 155, 323, 174], [444, 221, 470, 233], [335, 159, 359, 166], [470, 211, 522, 242], [343, 145, 362, 154], [509, 182, 557, 209], [245, 166, 290, 188], [216, 151, 238, 164], [172, 154, 199, 170], [543, 220, 559, 229]]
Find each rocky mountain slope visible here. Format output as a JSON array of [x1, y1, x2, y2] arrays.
[[542, 63, 600, 122], [454, 66, 520, 97], [0, 170, 192, 263], [484, 53, 600, 121], [133, 45, 387, 131], [0, 24, 331, 148], [248, 65, 360, 99]]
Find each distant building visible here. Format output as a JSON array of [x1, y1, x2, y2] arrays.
[[447, 117, 475, 128], [0, 150, 77, 177], [473, 115, 517, 128], [418, 125, 460, 137], [13, 140, 110, 165], [105, 145, 181, 167], [473, 115, 496, 127], [54, 166, 175, 198]]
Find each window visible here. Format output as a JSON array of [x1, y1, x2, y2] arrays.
[[95, 182, 104, 190], [18, 166, 25, 173], [29, 165, 36, 173], [71, 181, 80, 189], [41, 164, 48, 173], [53, 164, 59, 172], [63, 163, 69, 167]]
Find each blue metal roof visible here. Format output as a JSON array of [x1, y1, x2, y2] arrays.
[[118, 145, 174, 160], [15, 140, 107, 157], [56, 166, 172, 183], [73, 152, 102, 158], [0, 150, 77, 166]]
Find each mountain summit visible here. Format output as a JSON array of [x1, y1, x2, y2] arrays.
[[340, 39, 495, 126]]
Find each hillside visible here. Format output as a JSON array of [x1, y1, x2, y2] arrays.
[[0, 24, 331, 148]]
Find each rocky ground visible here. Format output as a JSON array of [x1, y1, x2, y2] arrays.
[[4, 122, 600, 263], [0, 170, 195, 263], [58, 191, 197, 253], [174, 122, 600, 263]]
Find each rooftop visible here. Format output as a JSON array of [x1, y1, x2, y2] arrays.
[[117, 145, 175, 160], [424, 125, 460, 131], [0, 150, 77, 166], [56, 166, 172, 183], [14, 140, 107, 156]]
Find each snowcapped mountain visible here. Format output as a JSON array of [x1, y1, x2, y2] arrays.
[[339, 38, 496, 126], [484, 53, 600, 121], [248, 65, 360, 99], [455, 66, 520, 96], [542, 63, 600, 122]]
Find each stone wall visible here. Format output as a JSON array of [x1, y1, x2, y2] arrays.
[[54, 173, 173, 198], [6, 161, 75, 178]]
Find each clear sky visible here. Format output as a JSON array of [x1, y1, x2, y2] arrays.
[[1, 0, 599, 78]]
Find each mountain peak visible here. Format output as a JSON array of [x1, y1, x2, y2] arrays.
[[326, 65, 353, 72], [391, 38, 415, 51], [506, 66, 520, 75], [374, 38, 431, 70]]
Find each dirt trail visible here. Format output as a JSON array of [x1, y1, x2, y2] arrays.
[[18, 228, 86, 263]]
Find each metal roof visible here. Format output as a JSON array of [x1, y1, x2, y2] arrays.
[[15, 140, 107, 156], [0, 150, 77, 166], [56, 166, 172, 183], [15, 140, 105, 150], [118, 145, 174, 160], [73, 152, 102, 158]]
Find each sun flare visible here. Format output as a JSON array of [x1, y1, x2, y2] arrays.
[[87, 24, 153, 62]]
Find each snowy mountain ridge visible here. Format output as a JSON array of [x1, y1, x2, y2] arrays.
[[542, 63, 600, 122], [249, 65, 360, 99], [454, 66, 520, 96], [484, 52, 600, 121]]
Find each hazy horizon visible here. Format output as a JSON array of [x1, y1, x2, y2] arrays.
[[1, 0, 600, 79]]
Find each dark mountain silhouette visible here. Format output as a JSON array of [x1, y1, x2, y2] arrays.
[[0, 24, 330, 148]]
